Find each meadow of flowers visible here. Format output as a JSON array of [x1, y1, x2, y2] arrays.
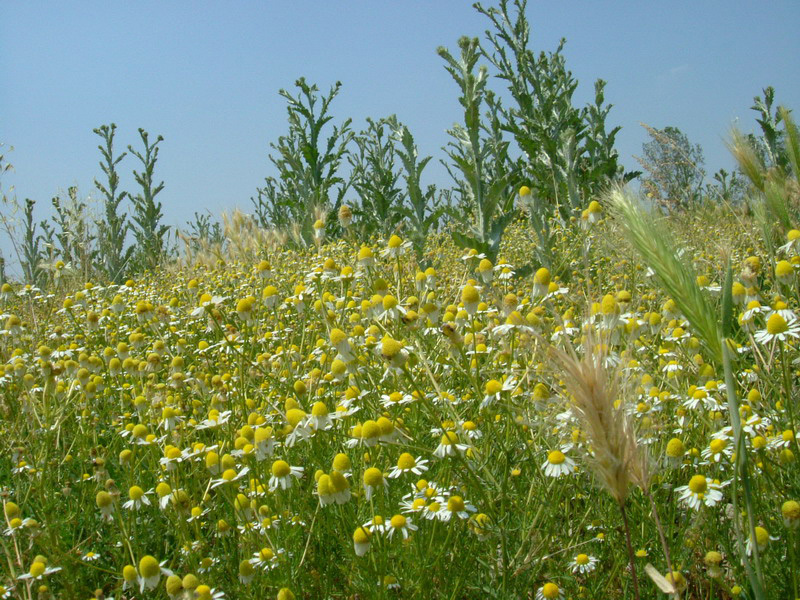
[[1, 183, 800, 600]]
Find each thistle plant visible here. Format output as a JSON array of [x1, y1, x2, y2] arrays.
[[439, 36, 515, 262], [20, 199, 45, 287], [475, 0, 633, 221], [180, 211, 225, 258], [348, 117, 404, 237], [94, 123, 133, 283], [49, 187, 96, 282], [252, 78, 353, 246], [388, 115, 446, 265], [128, 128, 170, 272], [729, 104, 798, 273]]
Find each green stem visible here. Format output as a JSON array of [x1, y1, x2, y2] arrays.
[[722, 340, 766, 599]]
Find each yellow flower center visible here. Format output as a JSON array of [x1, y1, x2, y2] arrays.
[[534, 268, 551, 286], [353, 526, 371, 544], [271, 460, 291, 478], [542, 582, 560, 599], [447, 496, 465, 512], [688, 475, 707, 494], [361, 420, 380, 439], [485, 380, 502, 395], [397, 453, 417, 470], [381, 336, 403, 359], [390, 514, 407, 529], [363, 467, 384, 487], [139, 555, 160, 578], [766, 313, 788, 335]]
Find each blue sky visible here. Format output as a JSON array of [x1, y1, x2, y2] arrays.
[[1, 1, 799, 270]]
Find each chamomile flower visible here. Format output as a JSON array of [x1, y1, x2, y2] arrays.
[[80, 550, 100, 562], [211, 466, 250, 489], [532, 268, 551, 298], [701, 437, 732, 464], [250, 547, 279, 571], [746, 526, 776, 555], [536, 582, 564, 600], [481, 377, 516, 409], [440, 495, 476, 521], [387, 514, 417, 539], [542, 450, 575, 478], [664, 437, 685, 467], [676, 475, 723, 510], [96, 490, 115, 522], [381, 234, 410, 259], [269, 460, 303, 491], [433, 431, 469, 458], [253, 426, 275, 460], [137, 555, 173, 592], [239, 558, 256, 584], [388, 453, 429, 478], [704, 551, 724, 579], [195, 585, 226, 600], [569, 553, 599, 574], [362, 467, 388, 501], [122, 485, 152, 510], [18, 558, 61, 581], [754, 312, 800, 344], [782, 500, 800, 529], [353, 526, 372, 556]]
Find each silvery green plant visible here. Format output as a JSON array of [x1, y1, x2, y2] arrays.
[[128, 128, 170, 272], [388, 115, 446, 265], [348, 116, 404, 236], [21, 198, 46, 286], [94, 123, 133, 283], [439, 36, 516, 262], [252, 78, 353, 245], [730, 102, 799, 274], [476, 0, 633, 220], [181, 211, 225, 256], [49, 187, 97, 281], [750, 86, 789, 172]]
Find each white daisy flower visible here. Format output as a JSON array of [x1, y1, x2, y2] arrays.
[[269, 460, 303, 491], [386, 514, 418, 539], [439, 495, 476, 521], [542, 450, 576, 478], [676, 475, 723, 511], [388, 453, 429, 478], [569, 553, 599, 574]]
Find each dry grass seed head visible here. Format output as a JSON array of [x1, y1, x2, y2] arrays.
[[551, 335, 650, 504]]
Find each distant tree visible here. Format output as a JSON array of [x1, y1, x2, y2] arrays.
[[637, 125, 705, 211]]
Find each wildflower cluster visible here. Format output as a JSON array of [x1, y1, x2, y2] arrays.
[[0, 205, 799, 598]]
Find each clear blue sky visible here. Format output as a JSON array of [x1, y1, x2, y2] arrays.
[[1, 1, 799, 270]]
